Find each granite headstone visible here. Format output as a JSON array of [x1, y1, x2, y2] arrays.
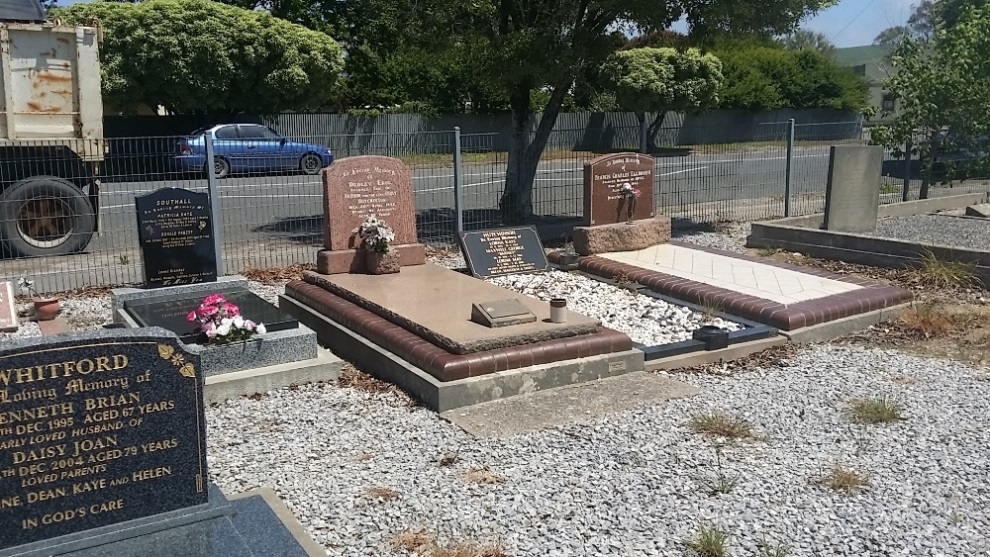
[[322, 156, 417, 250], [823, 145, 884, 233], [458, 226, 549, 279], [0, 329, 207, 550], [0, 281, 16, 333], [583, 153, 655, 226], [135, 188, 218, 288]]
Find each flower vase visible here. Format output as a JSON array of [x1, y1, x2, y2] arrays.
[[365, 249, 400, 275], [33, 297, 60, 321]]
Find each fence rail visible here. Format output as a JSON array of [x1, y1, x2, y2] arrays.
[[0, 120, 970, 295]]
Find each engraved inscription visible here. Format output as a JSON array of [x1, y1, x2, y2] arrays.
[[0, 339, 207, 550], [135, 189, 218, 288], [459, 226, 549, 279], [585, 153, 655, 225]]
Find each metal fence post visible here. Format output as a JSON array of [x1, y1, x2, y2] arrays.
[[204, 131, 225, 277], [784, 118, 795, 217], [639, 116, 648, 154], [902, 138, 912, 202], [453, 127, 464, 236]]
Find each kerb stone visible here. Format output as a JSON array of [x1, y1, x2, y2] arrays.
[[573, 217, 671, 256]]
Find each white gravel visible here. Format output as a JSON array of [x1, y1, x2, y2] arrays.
[[866, 215, 990, 252], [206, 344, 990, 556], [488, 271, 741, 346], [672, 222, 751, 254]]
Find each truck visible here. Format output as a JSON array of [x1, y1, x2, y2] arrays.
[[0, 0, 103, 258]]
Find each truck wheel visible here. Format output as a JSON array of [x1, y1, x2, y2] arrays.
[[0, 176, 96, 257]]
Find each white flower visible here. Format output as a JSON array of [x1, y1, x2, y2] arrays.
[[256, 323, 266, 335], [216, 323, 231, 337], [621, 183, 632, 191], [232, 315, 244, 329], [220, 317, 232, 327]]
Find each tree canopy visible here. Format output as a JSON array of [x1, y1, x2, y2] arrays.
[[872, 4, 990, 198], [778, 29, 836, 58], [54, 0, 345, 115], [603, 47, 723, 116]]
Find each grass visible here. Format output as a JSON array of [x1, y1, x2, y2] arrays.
[[700, 472, 738, 496], [689, 411, 755, 440], [818, 464, 871, 493], [913, 249, 980, 289], [364, 486, 401, 501], [758, 538, 792, 557], [390, 530, 506, 557], [464, 468, 506, 485], [756, 247, 782, 257], [850, 395, 906, 424], [879, 181, 901, 195], [898, 304, 959, 339], [700, 296, 724, 323], [684, 523, 730, 557]]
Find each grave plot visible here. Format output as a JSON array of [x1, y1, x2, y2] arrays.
[[487, 270, 774, 360]]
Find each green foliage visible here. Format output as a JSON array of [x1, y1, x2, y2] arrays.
[[54, 0, 344, 114], [714, 42, 868, 111], [778, 29, 837, 58], [602, 48, 724, 116], [872, 5, 990, 197]]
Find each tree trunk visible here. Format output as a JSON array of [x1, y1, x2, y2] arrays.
[[646, 112, 667, 153], [920, 132, 938, 200], [499, 81, 571, 224]]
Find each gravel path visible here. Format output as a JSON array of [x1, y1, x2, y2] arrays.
[[867, 215, 990, 252], [488, 271, 741, 346], [206, 344, 990, 556]]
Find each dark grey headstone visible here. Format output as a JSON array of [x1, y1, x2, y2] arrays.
[[459, 226, 549, 279], [823, 145, 884, 233], [0, 329, 207, 551], [135, 188, 218, 288]]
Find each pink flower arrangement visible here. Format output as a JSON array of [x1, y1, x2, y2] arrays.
[[186, 294, 266, 344], [621, 183, 642, 199]]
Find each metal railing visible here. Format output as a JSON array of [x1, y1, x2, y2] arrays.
[[0, 120, 975, 294]]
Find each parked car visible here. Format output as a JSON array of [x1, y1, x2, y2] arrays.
[[175, 124, 334, 178]]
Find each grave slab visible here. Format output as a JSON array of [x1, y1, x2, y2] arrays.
[[301, 265, 600, 354]]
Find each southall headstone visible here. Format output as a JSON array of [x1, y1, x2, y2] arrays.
[[135, 188, 218, 288], [583, 153, 655, 226], [458, 226, 549, 279], [0, 281, 16, 333], [318, 156, 426, 274]]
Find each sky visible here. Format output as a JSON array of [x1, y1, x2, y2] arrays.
[[803, 0, 915, 47]]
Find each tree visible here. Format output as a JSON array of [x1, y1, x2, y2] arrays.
[[778, 29, 836, 58], [391, 0, 838, 221], [872, 5, 990, 199], [603, 48, 723, 151], [53, 0, 344, 114], [873, 0, 937, 47]]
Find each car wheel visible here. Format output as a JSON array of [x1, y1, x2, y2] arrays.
[[300, 153, 323, 175], [211, 157, 231, 179], [0, 176, 96, 257]]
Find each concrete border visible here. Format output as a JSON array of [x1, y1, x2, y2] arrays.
[[281, 294, 644, 412], [780, 303, 910, 343], [203, 347, 342, 404], [644, 336, 787, 371], [227, 487, 326, 557]]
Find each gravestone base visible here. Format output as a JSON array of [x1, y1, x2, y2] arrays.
[[966, 204, 990, 218], [316, 243, 427, 274], [573, 217, 671, 256]]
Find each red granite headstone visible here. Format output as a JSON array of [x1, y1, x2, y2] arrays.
[[0, 280, 16, 332], [583, 153, 655, 226], [322, 156, 418, 250]]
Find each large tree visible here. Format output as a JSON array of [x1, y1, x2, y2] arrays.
[[603, 47, 724, 150], [873, 0, 937, 48], [778, 29, 836, 58], [872, 4, 990, 199], [54, 0, 344, 114], [390, 0, 839, 221]]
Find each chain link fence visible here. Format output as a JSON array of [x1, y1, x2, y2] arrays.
[[1, 120, 977, 294]]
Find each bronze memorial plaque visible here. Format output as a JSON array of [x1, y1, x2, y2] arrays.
[[583, 153, 655, 226]]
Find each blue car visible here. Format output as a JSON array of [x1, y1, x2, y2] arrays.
[[175, 124, 334, 178]]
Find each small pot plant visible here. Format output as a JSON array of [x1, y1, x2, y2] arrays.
[[187, 294, 266, 345], [354, 214, 399, 275], [18, 278, 60, 321]]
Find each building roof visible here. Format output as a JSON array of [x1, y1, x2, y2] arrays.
[[834, 45, 892, 67]]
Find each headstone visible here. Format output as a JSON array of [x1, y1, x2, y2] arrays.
[[965, 204, 990, 218], [459, 226, 550, 279], [135, 188, 218, 288], [0, 281, 16, 333], [583, 153, 655, 226], [470, 299, 537, 328], [123, 290, 298, 344], [0, 329, 207, 550], [322, 156, 417, 250], [823, 145, 884, 233]]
